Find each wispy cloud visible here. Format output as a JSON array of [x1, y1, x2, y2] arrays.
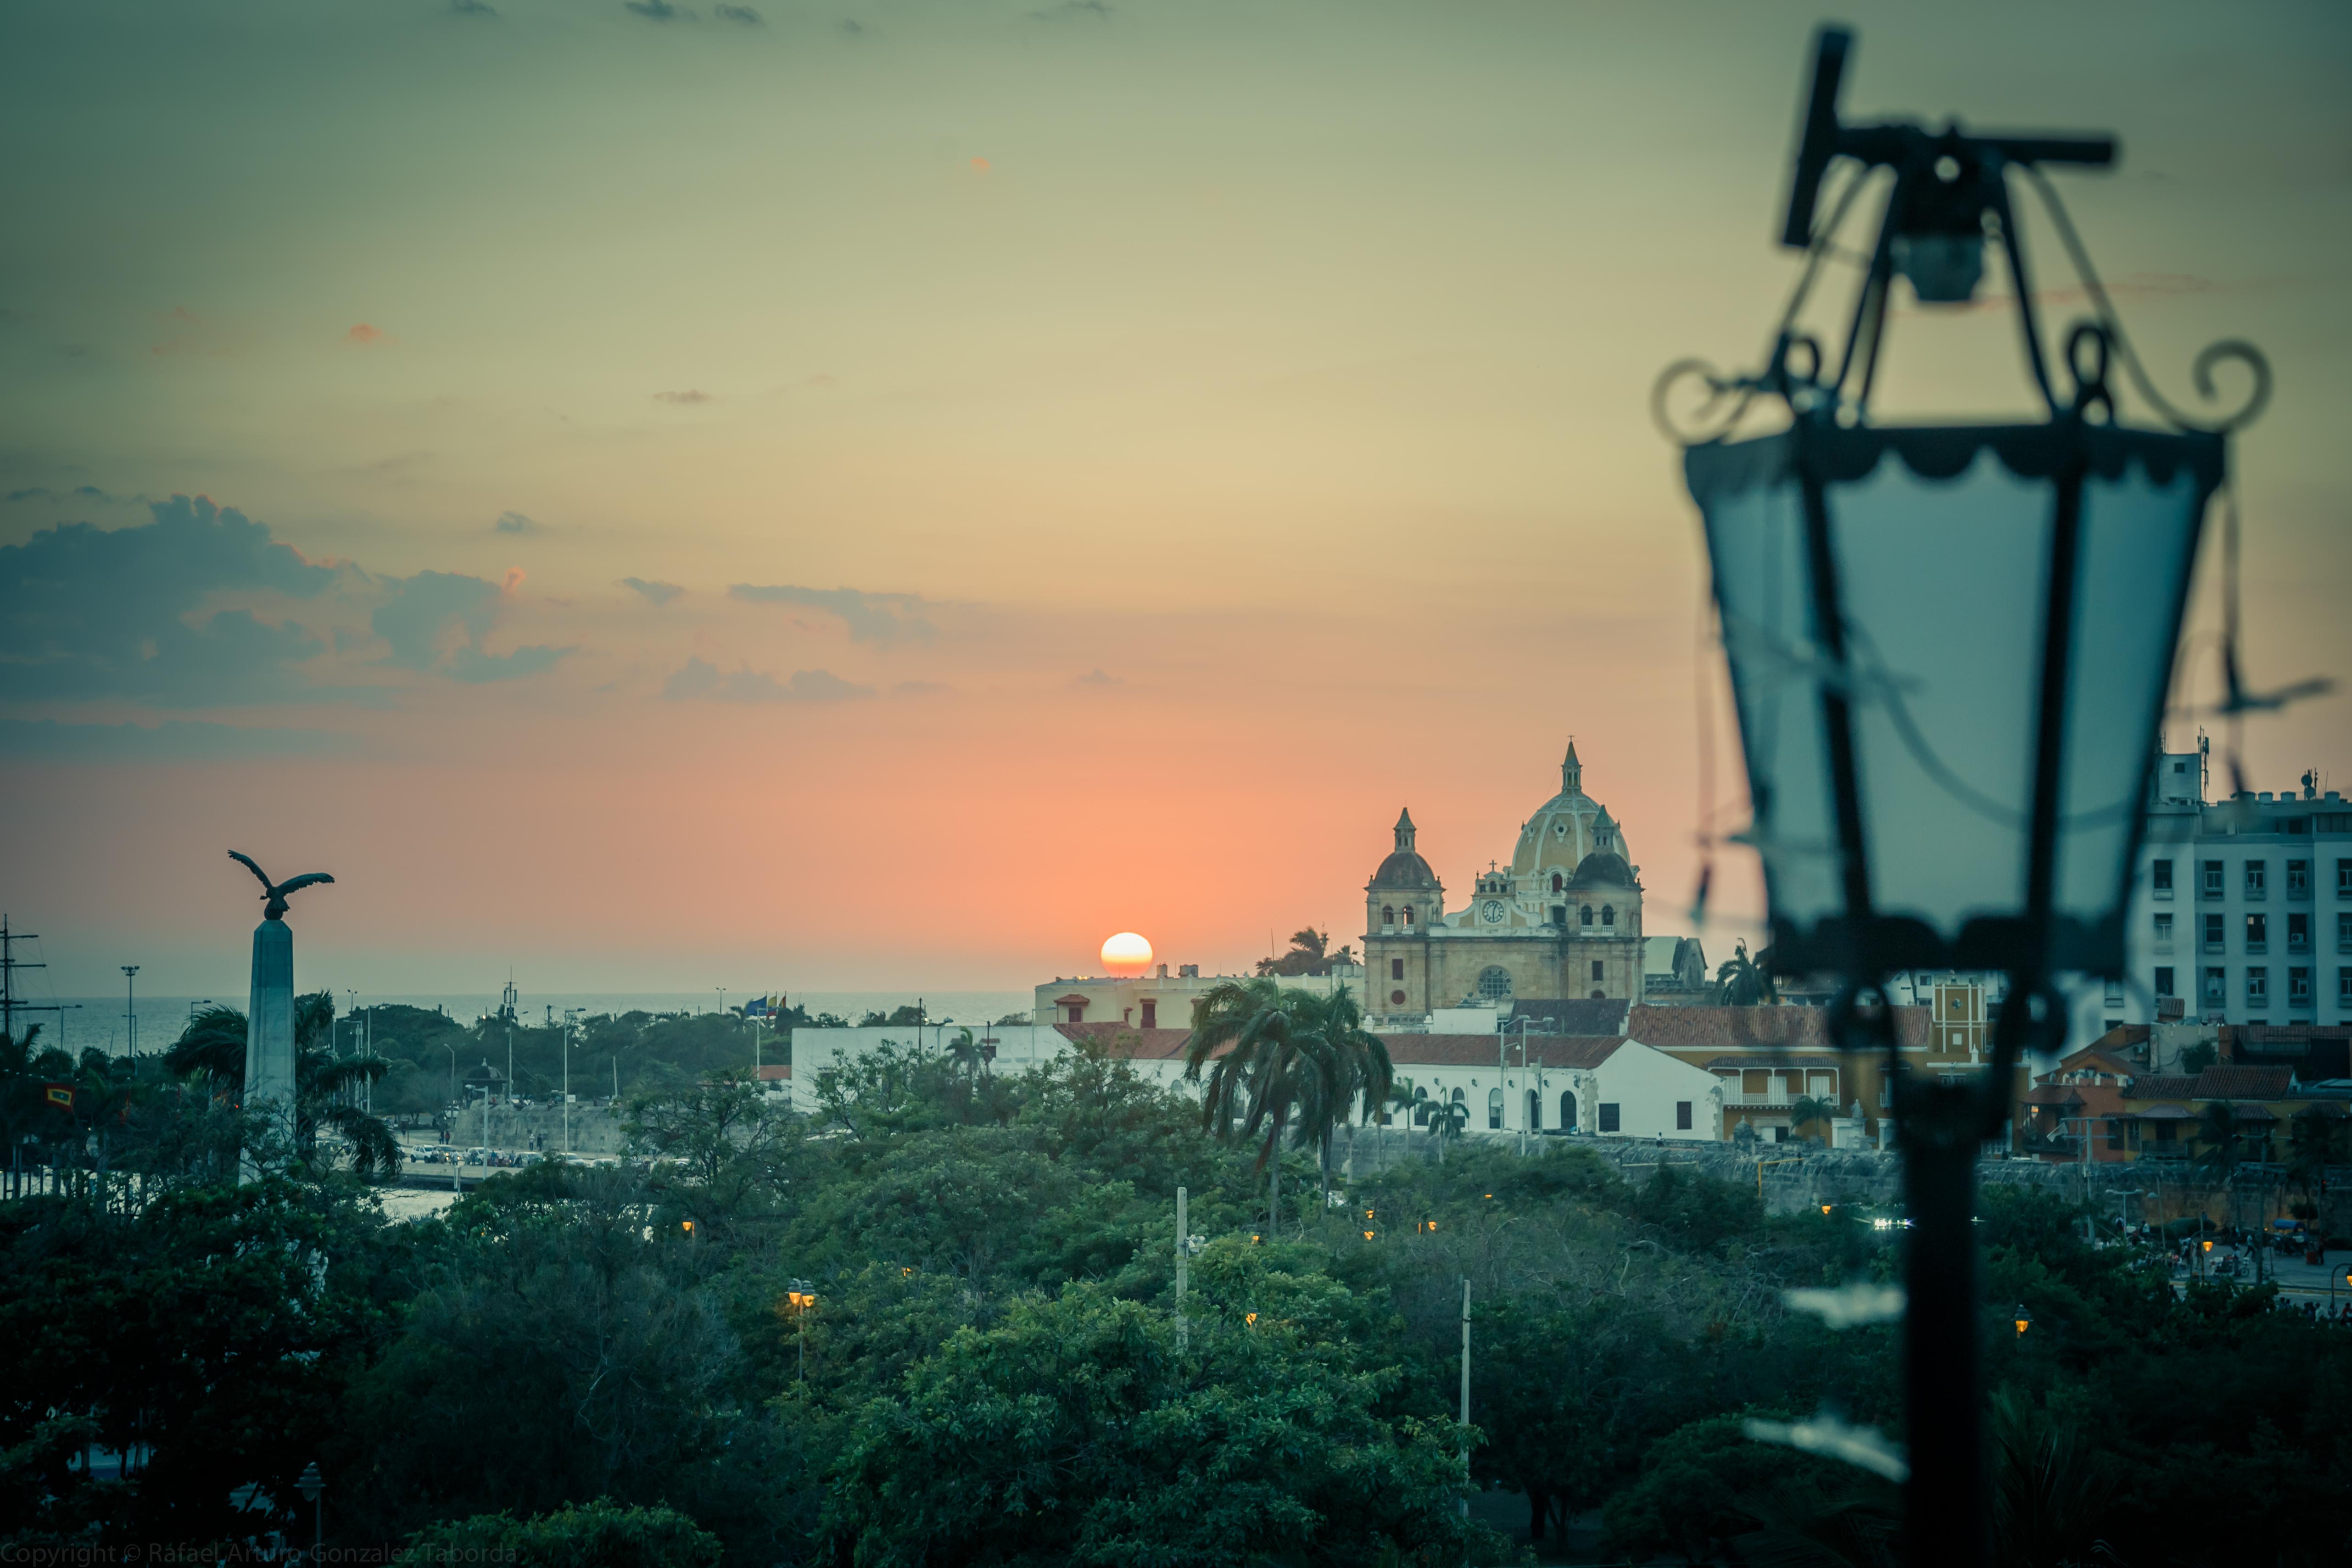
[[653, 389, 713, 405], [621, 576, 684, 606], [0, 718, 356, 760], [449, 0, 496, 14], [5, 484, 141, 507], [626, 0, 688, 18], [492, 510, 541, 535], [346, 324, 389, 346], [1074, 667, 1123, 687], [715, 4, 761, 21], [663, 657, 872, 703], [728, 583, 933, 646], [370, 569, 573, 682]]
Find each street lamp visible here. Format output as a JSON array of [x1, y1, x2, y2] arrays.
[[2012, 1304, 2032, 1338], [786, 1280, 816, 1382], [296, 1459, 324, 1562], [1662, 28, 2268, 1568]]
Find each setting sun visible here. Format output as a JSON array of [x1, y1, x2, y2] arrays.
[[1100, 932, 1154, 977]]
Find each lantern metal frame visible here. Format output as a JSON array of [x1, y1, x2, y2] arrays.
[[1657, 27, 2268, 1568]]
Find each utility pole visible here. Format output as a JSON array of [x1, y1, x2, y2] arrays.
[[0, 918, 65, 1043], [1175, 1186, 1190, 1352], [122, 965, 140, 1059], [506, 1027, 514, 1155], [1458, 1275, 1472, 1516]]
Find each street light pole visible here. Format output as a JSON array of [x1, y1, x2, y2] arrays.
[[443, 1043, 459, 1193], [121, 965, 139, 1060], [1458, 1275, 1472, 1516]]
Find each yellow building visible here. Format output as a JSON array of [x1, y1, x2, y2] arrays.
[[1364, 742, 1646, 1026]]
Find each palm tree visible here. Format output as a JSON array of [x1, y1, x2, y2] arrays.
[[164, 992, 402, 1180], [1184, 978, 1392, 1232], [1788, 1093, 1838, 1145], [1713, 942, 1778, 1006], [2196, 1100, 2248, 1238], [2287, 1109, 2346, 1207], [1428, 1096, 1469, 1163]]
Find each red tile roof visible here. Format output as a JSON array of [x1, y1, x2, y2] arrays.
[[1051, 1024, 1629, 1071], [2123, 1066, 2298, 1102], [1055, 1024, 1196, 1060], [2192, 1066, 2296, 1100], [1628, 1004, 1932, 1051], [756, 1064, 791, 1081]]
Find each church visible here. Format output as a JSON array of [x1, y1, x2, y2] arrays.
[[1364, 741, 1647, 1025]]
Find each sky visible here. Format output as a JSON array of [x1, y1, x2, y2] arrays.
[[2, 0, 2347, 999]]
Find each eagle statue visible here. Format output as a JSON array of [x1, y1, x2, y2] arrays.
[[229, 851, 336, 921]]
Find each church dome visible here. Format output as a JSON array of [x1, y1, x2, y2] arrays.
[[1565, 849, 1637, 890], [1509, 740, 1633, 880], [1371, 850, 1440, 890], [1369, 807, 1442, 891]]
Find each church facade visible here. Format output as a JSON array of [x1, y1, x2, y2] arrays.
[[1363, 742, 1646, 1026]]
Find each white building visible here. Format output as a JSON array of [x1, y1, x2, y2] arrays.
[[788, 1016, 1722, 1143], [2120, 746, 2352, 1036]]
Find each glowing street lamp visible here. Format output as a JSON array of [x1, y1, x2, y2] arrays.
[[2013, 1305, 2032, 1338], [1661, 28, 2267, 1568], [786, 1280, 816, 1382]]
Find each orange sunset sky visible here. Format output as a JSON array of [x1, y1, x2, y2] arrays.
[[3, 0, 2346, 996]]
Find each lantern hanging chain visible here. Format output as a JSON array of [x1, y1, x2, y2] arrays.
[[2021, 167, 2330, 742], [2016, 164, 2271, 435], [1651, 162, 1873, 445]]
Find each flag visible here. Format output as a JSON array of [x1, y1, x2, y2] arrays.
[[43, 1083, 74, 1110], [743, 996, 770, 1018]]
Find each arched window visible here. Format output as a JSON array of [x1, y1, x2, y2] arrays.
[[1560, 1089, 1578, 1129], [1580, 905, 1594, 928], [1381, 905, 1395, 928], [1487, 1087, 1503, 1129], [1476, 965, 1513, 1000], [1601, 905, 1615, 927], [1550, 872, 1564, 893], [1411, 1086, 1430, 1127], [1525, 1089, 1541, 1129], [1401, 906, 1415, 927]]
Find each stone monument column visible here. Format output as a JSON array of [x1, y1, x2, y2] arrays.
[[241, 914, 297, 1179], [228, 851, 334, 1183]]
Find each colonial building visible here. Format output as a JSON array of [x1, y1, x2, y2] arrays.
[[1364, 742, 1647, 1026]]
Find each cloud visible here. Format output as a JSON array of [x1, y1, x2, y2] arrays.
[[621, 577, 684, 606], [728, 584, 934, 646], [6, 485, 140, 507], [346, 324, 388, 346], [839, 17, 864, 34], [492, 510, 540, 535], [1031, 0, 1110, 17], [370, 569, 573, 682], [663, 658, 872, 703], [0, 718, 355, 761], [449, 0, 496, 13], [626, 0, 688, 17], [653, 389, 713, 404], [715, 3, 760, 20], [0, 495, 335, 706], [969, 156, 992, 174], [1074, 668, 1123, 687], [449, 644, 574, 683]]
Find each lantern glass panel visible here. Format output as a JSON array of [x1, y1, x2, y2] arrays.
[[1691, 424, 2218, 977]]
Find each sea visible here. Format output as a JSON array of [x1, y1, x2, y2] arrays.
[[17, 990, 1039, 1056]]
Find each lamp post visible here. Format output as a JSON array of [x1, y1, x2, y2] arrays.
[[296, 1460, 324, 1562], [443, 1044, 460, 1192], [786, 1280, 816, 1382], [1662, 28, 2267, 1568], [120, 965, 138, 1060]]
